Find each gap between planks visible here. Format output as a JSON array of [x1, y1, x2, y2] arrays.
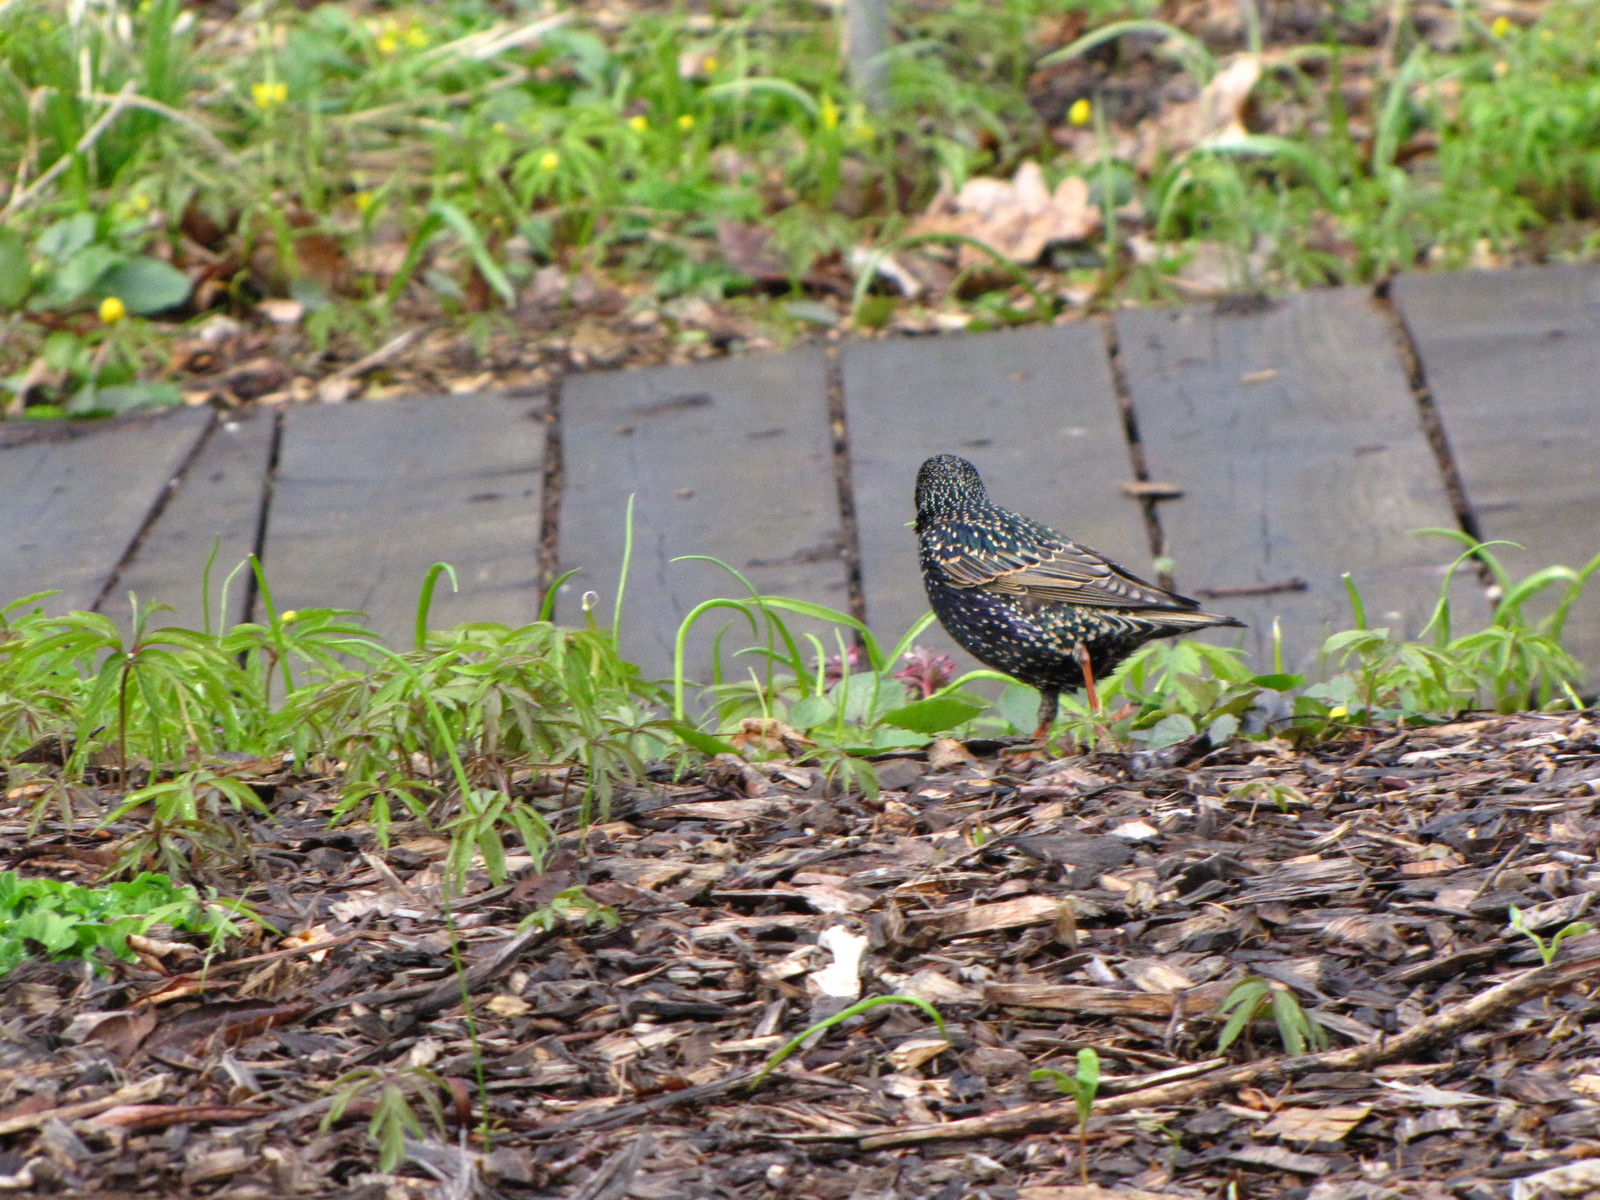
[[1372, 278, 1489, 576], [90, 408, 220, 614]]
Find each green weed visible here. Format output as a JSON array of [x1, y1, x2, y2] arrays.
[[750, 994, 948, 1090], [1508, 905, 1594, 967], [1216, 975, 1329, 1057], [0, 534, 1591, 898], [1032, 1047, 1102, 1185], [323, 1063, 452, 1173], [0, 870, 252, 974]]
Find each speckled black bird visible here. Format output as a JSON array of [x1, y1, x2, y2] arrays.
[[915, 454, 1244, 738]]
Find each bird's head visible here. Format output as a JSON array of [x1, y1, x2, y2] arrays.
[[914, 454, 987, 525]]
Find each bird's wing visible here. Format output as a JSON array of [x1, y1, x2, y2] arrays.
[[942, 518, 1197, 611]]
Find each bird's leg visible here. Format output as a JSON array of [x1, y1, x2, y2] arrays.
[[1073, 643, 1100, 714], [998, 687, 1063, 763], [1032, 688, 1060, 743]]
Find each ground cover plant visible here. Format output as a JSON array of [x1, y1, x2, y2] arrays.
[[0, 545, 1596, 1191], [2, 0, 1599, 411]]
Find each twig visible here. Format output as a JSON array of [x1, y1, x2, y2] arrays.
[[0, 1073, 168, 1136], [859, 952, 1600, 1147], [3, 82, 136, 219], [518, 1071, 760, 1139], [81, 89, 242, 170], [196, 931, 366, 976], [406, 925, 548, 1020], [1196, 578, 1308, 599], [324, 327, 430, 383]]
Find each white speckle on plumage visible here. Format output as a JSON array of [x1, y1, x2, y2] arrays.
[[914, 454, 1244, 735]]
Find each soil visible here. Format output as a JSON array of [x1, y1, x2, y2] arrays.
[[5, 710, 1600, 1197]]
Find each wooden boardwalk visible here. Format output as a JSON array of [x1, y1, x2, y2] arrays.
[[4, 264, 1596, 687]]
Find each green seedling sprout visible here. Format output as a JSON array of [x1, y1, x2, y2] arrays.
[[1509, 905, 1594, 966], [1031, 1047, 1101, 1185], [1216, 976, 1328, 1057], [750, 995, 948, 1090]]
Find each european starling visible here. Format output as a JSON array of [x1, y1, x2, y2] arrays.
[[914, 454, 1244, 738]]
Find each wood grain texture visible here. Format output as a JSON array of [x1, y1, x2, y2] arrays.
[[841, 323, 1143, 677], [114, 407, 275, 631], [0, 407, 212, 613], [1392, 265, 1600, 678], [1117, 288, 1465, 670], [264, 394, 546, 646], [557, 351, 846, 684]]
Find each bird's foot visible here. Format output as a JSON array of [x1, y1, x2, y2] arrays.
[[999, 725, 1084, 763]]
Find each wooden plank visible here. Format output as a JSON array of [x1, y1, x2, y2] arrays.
[[113, 407, 275, 632], [841, 324, 1144, 677], [1391, 265, 1600, 680], [1116, 288, 1463, 671], [557, 351, 846, 684], [263, 394, 546, 647], [0, 407, 212, 614]]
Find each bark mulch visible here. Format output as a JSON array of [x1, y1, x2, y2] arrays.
[[5, 710, 1600, 1199]]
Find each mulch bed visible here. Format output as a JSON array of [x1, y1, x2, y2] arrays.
[[5, 710, 1600, 1198]]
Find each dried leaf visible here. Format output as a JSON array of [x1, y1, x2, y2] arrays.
[[909, 161, 1099, 266]]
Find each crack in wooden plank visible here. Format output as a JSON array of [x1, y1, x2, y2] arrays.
[[1372, 278, 1490, 582], [1099, 314, 1173, 592], [91, 408, 219, 615], [539, 377, 566, 594], [240, 405, 286, 625], [825, 344, 867, 634]]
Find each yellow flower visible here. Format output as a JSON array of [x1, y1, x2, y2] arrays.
[[628, 114, 648, 133], [1068, 97, 1092, 126], [820, 94, 840, 132], [852, 120, 875, 142], [281, 610, 298, 623], [1327, 705, 1347, 720], [703, 55, 718, 71], [377, 32, 398, 54], [539, 150, 560, 171], [677, 113, 695, 131], [251, 81, 288, 109], [98, 296, 126, 324], [1493, 58, 1509, 77], [1490, 15, 1510, 37], [491, 121, 506, 134], [355, 191, 375, 213], [404, 25, 427, 48]]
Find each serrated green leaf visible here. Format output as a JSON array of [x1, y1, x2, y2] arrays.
[[1142, 712, 1196, 750]]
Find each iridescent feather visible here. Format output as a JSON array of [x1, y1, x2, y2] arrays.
[[914, 454, 1244, 736]]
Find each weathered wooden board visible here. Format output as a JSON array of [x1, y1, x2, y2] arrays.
[[263, 394, 546, 647], [0, 407, 212, 614], [1117, 287, 1466, 671], [557, 351, 846, 684], [841, 323, 1145, 679], [1392, 265, 1600, 680], [113, 407, 275, 632]]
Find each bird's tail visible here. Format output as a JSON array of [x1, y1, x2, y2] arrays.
[[1158, 608, 1246, 631]]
